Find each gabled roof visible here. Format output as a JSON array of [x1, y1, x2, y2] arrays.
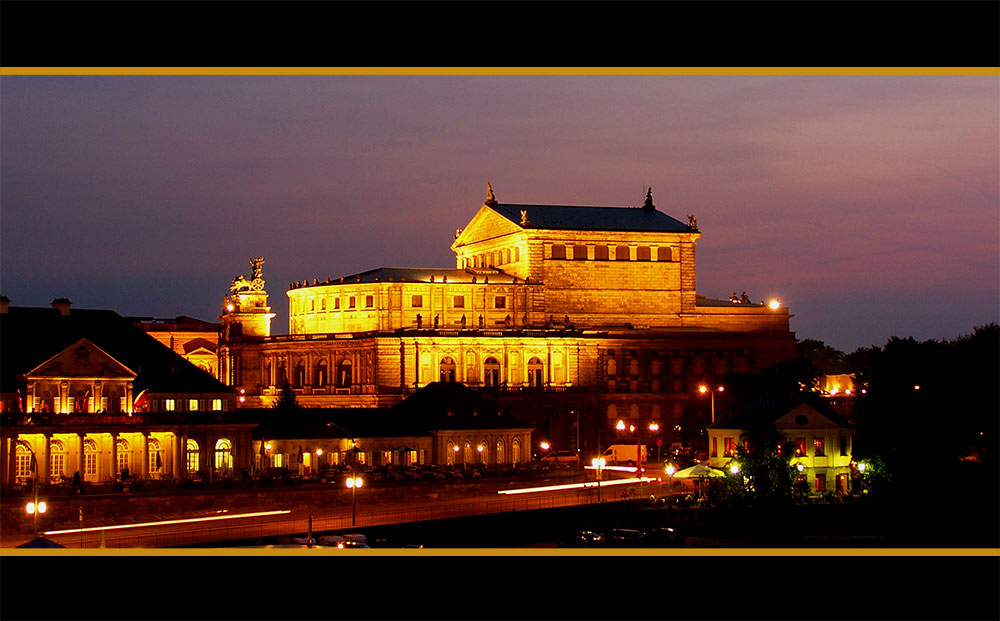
[[27, 338, 137, 380], [489, 203, 692, 233], [0, 306, 233, 395], [710, 398, 852, 431]]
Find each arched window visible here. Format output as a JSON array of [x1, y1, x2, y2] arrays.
[[84, 439, 99, 482], [314, 359, 328, 388], [336, 360, 353, 388], [446, 440, 456, 466], [215, 438, 233, 471], [527, 357, 544, 387], [117, 438, 131, 475], [550, 244, 566, 260], [148, 438, 162, 476], [512, 438, 521, 464], [607, 358, 618, 376], [463, 441, 473, 465], [628, 358, 640, 375], [636, 246, 651, 261], [49, 439, 66, 483], [496, 439, 505, 466], [657, 246, 673, 262], [293, 360, 306, 387], [615, 246, 630, 261], [440, 357, 457, 383], [15, 441, 34, 482], [477, 439, 489, 464], [484, 357, 501, 387], [594, 245, 609, 261], [186, 439, 200, 474]]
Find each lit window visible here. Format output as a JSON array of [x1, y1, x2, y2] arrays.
[[382, 450, 393, 465], [215, 438, 233, 471], [412, 295, 423, 308], [15, 443, 33, 481], [321, 298, 327, 310], [815, 474, 826, 493], [795, 437, 807, 457], [724, 437, 735, 458], [310, 299, 315, 311], [711, 437, 718, 458], [84, 440, 99, 479], [212, 399, 223, 411], [453, 296, 465, 308], [186, 439, 200, 473], [334, 298, 341, 310], [189, 399, 199, 411], [49, 439, 65, 483], [273, 453, 284, 468], [148, 438, 162, 474], [813, 437, 825, 457], [117, 438, 131, 475]]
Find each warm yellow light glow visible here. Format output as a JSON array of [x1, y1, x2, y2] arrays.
[[845, 389, 852, 395], [477, 445, 484, 453], [718, 386, 725, 393], [616, 420, 626, 430], [665, 465, 676, 476], [649, 422, 659, 432], [699, 385, 708, 394], [346, 476, 363, 489], [540, 441, 550, 451], [227, 304, 234, 312], [768, 299, 780, 310], [265, 443, 272, 451], [857, 462, 867, 473], [239, 396, 245, 403], [453, 445, 459, 452], [796, 463, 805, 472], [26, 502, 36, 515], [315, 448, 322, 456], [730, 464, 740, 474], [591, 457, 606, 468], [629, 424, 635, 433], [914, 385, 921, 391]]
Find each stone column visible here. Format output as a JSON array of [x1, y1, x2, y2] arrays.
[[77, 433, 85, 480], [140, 432, 149, 479], [109, 433, 118, 480], [176, 433, 186, 479], [0, 434, 10, 486], [40, 433, 51, 484]]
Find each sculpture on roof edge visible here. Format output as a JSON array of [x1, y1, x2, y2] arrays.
[[643, 187, 654, 209], [230, 257, 266, 293], [485, 182, 497, 206], [687, 214, 698, 231]]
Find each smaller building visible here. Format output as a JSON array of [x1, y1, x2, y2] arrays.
[[707, 402, 855, 496], [133, 315, 222, 380], [252, 382, 534, 473]]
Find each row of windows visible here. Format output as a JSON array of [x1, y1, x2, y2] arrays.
[[162, 398, 224, 412], [444, 438, 523, 465], [550, 244, 675, 262], [296, 294, 510, 314], [464, 247, 521, 270], [16, 437, 176, 482], [412, 295, 506, 309], [710, 436, 848, 458]]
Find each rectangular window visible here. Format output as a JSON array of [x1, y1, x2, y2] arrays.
[[839, 436, 848, 457], [334, 298, 341, 310], [85, 452, 97, 476], [165, 399, 176, 411], [724, 437, 735, 458], [711, 437, 718, 458], [50, 453, 64, 482], [16, 454, 32, 480], [495, 296, 506, 309], [412, 295, 423, 308], [550, 244, 566, 259], [815, 474, 826, 493], [189, 399, 199, 411], [453, 296, 465, 308], [594, 245, 609, 260], [274, 453, 284, 468], [382, 450, 393, 465], [795, 437, 807, 457], [365, 295, 374, 308], [573, 245, 588, 260], [813, 437, 825, 457], [321, 298, 327, 310], [186, 451, 199, 473], [349, 297, 356, 309], [212, 399, 223, 411], [615, 246, 630, 261]]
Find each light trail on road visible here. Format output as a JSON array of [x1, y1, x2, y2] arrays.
[[42, 509, 292, 536]]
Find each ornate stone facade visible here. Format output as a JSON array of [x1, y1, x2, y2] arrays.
[[219, 188, 797, 454]]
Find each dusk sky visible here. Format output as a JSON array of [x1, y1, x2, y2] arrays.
[[2, 74, 997, 353]]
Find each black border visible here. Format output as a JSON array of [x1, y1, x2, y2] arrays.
[[1, 1, 998, 68]]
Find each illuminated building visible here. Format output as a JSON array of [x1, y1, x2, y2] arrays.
[[707, 403, 855, 495], [219, 186, 797, 455], [133, 315, 222, 379], [0, 299, 250, 486]]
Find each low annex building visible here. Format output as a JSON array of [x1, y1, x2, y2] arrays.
[[0, 299, 250, 487], [217, 186, 798, 457]]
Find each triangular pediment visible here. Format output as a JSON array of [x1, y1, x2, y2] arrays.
[[451, 204, 524, 250], [775, 403, 843, 431], [26, 338, 137, 380]]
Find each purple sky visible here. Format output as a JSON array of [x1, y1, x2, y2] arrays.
[[2, 75, 997, 353]]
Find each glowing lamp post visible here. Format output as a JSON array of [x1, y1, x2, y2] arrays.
[[26, 500, 47, 535], [698, 385, 725, 423], [477, 444, 484, 466], [591, 457, 606, 502], [346, 473, 363, 526]]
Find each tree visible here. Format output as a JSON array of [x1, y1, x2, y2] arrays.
[[275, 381, 299, 411]]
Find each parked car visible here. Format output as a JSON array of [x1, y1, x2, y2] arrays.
[[644, 526, 684, 547], [541, 450, 580, 465], [562, 530, 604, 547], [602, 528, 645, 547]]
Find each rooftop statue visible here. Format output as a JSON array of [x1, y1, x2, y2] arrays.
[[485, 182, 497, 206], [231, 257, 266, 293]]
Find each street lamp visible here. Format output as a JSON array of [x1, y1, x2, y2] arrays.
[[345, 471, 363, 527], [22, 444, 45, 535], [477, 444, 484, 467], [649, 422, 661, 464], [698, 384, 725, 423], [591, 457, 606, 502]]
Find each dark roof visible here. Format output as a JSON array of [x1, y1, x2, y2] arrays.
[[131, 315, 220, 331], [250, 383, 528, 440], [710, 397, 852, 430], [0, 306, 233, 395], [490, 203, 692, 233], [291, 267, 520, 289]]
